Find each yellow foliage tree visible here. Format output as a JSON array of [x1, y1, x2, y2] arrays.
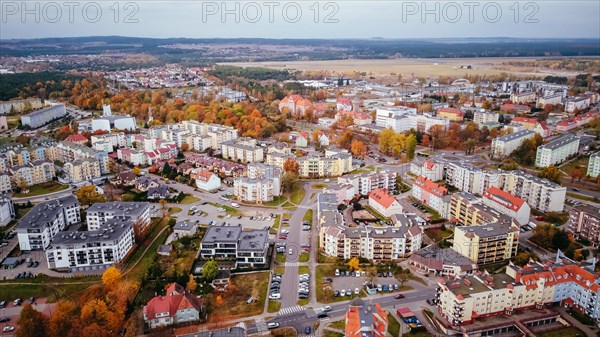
[[132, 166, 141, 175], [347, 257, 360, 271], [186, 274, 198, 292], [101, 266, 122, 289]]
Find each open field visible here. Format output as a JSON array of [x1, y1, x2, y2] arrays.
[[537, 326, 586, 337], [13, 181, 69, 197], [223, 57, 563, 78]]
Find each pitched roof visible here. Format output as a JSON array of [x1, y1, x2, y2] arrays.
[[65, 134, 88, 143], [194, 169, 216, 182], [414, 176, 448, 198], [144, 283, 203, 321], [483, 186, 525, 211], [437, 107, 464, 116], [368, 188, 398, 208]]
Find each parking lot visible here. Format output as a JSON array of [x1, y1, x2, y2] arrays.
[[397, 197, 434, 220], [172, 201, 276, 231], [329, 269, 404, 298]]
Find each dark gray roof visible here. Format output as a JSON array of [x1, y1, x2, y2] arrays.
[[173, 221, 196, 231], [86, 202, 150, 217], [203, 226, 242, 243], [237, 229, 268, 252], [16, 195, 79, 230], [51, 217, 133, 246]]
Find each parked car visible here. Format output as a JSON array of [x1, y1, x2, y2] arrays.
[[322, 305, 332, 312], [0, 301, 6, 308], [305, 326, 311, 334], [0, 317, 9, 323], [13, 298, 22, 306], [267, 323, 280, 329], [3, 326, 15, 332], [28, 297, 34, 304], [335, 269, 340, 276]]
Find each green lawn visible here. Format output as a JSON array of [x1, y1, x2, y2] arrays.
[[274, 266, 285, 274], [275, 253, 286, 263], [298, 266, 309, 274], [13, 181, 69, 197], [311, 183, 328, 189], [299, 253, 310, 262], [0, 281, 99, 303], [168, 207, 183, 215], [270, 214, 281, 234], [387, 311, 401, 337], [297, 298, 309, 306], [363, 205, 388, 221], [268, 300, 281, 313], [124, 219, 171, 281], [264, 195, 288, 207], [329, 320, 345, 330], [424, 227, 453, 243], [180, 194, 200, 204], [537, 327, 586, 337], [560, 156, 589, 174], [290, 188, 306, 205], [205, 271, 269, 321], [567, 192, 599, 202], [303, 209, 313, 224], [323, 330, 344, 337]]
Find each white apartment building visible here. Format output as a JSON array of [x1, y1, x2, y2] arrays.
[[535, 135, 580, 167], [320, 213, 423, 261], [180, 121, 238, 149], [566, 96, 591, 113], [481, 187, 531, 226], [45, 217, 135, 270], [91, 132, 127, 149], [588, 152, 600, 178], [16, 196, 81, 251], [490, 130, 536, 159], [221, 138, 264, 163], [0, 195, 15, 227], [234, 163, 282, 203], [537, 94, 562, 107], [85, 202, 151, 231], [200, 225, 269, 269], [473, 110, 499, 125], [117, 148, 146, 166], [63, 158, 102, 183], [0, 174, 11, 194], [375, 106, 417, 127], [510, 92, 536, 103], [338, 170, 396, 195], [297, 149, 353, 178], [20, 104, 67, 128]]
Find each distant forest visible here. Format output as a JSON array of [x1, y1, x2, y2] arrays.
[[0, 71, 84, 101], [1, 36, 598, 60]]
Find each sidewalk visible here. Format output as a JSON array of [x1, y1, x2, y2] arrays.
[[555, 306, 598, 337]]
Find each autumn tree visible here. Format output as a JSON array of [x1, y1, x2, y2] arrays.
[[181, 143, 190, 152], [102, 267, 122, 289], [80, 299, 119, 333], [75, 185, 106, 208], [350, 140, 367, 158], [132, 166, 141, 175], [49, 300, 82, 337], [282, 171, 300, 193], [421, 134, 431, 147], [347, 257, 359, 271], [202, 259, 219, 281], [186, 274, 198, 292], [283, 158, 299, 174], [405, 134, 417, 160], [538, 166, 563, 184], [338, 130, 354, 149], [16, 304, 50, 337], [378, 128, 395, 154]]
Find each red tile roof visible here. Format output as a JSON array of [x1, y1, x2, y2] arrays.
[[502, 104, 530, 112], [194, 169, 215, 182], [414, 176, 448, 198], [483, 186, 525, 211], [437, 108, 464, 116], [66, 134, 88, 143], [368, 188, 398, 208], [143, 283, 203, 321]]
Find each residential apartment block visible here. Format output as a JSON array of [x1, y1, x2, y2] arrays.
[[338, 170, 396, 195], [436, 108, 464, 121], [233, 163, 281, 203], [437, 260, 600, 327], [85, 202, 151, 232], [482, 187, 530, 226], [412, 176, 449, 217], [296, 148, 353, 178], [91, 132, 127, 150], [490, 130, 536, 159], [368, 188, 403, 218], [16, 196, 81, 251], [55, 141, 110, 174], [320, 213, 423, 261], [199, 225, 269, 269], [63, 158, 102, 183], [221, 138, 264, 163], [0, 174, 11, 194], [20, 104, 67, 128], [566, 96, 591, 113], [9, 160, 56, 187], [510, 92, 536, 103], [473, 111, 498, 125], [535, 135, 580, 167], [453, 220, 519, 265], [0, 195, 15, 227], [567, 204, 600, 246], [589, 152, 600, 178]]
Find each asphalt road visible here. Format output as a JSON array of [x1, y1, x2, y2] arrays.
[[246, 289, 435, 334], [279, 187, 312, 309]]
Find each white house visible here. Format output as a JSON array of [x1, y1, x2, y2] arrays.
[[193, 169, 221, 191], [143, 283, 203, 329], [367, 188, 403, 218]]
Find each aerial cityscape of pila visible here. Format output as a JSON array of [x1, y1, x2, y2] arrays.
[[0, 2, 599, 337]]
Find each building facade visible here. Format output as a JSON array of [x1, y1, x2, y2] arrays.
[[535, 135, 580, 167], [490, 130, 536, 159], [199, 225, 269, 268], [20, 104, 67, 128], [567, 204, 600, 247]]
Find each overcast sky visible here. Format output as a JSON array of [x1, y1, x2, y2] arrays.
[[1, 1, 599, 39]]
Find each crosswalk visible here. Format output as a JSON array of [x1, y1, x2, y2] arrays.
[[284, 262, 300, 266], [255, 318, 267, 332], [277, 305, 305, 316]]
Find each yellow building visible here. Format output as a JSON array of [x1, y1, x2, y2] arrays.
[[449, 192, 497, 226], [452, 222, 519, 265]]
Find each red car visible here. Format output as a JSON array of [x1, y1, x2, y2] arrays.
[[536, 216, 544, 221], [394, 294, 405, 299], [279, 235, 287, 240]]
